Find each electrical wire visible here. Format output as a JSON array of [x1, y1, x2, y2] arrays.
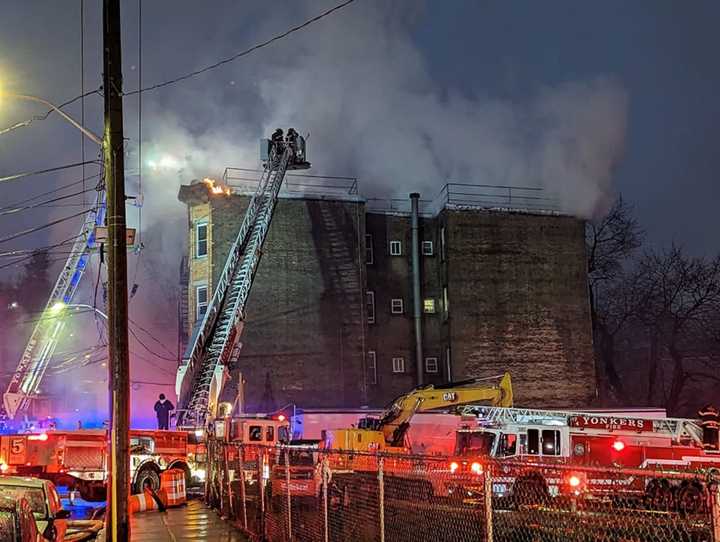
[[0, 160, 101, 185], [128, 326, 177, 362], [0, 187, 97, 217], [0, 208, 96, 245], [0, 173, 101, 211], [123, 0, 357, 96], [129, 317, 176, 358], [0, 253, 80, 272]]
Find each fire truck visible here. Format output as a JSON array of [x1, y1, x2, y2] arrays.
[[0, 429, 194, 501], [448, 405, 720, 508]]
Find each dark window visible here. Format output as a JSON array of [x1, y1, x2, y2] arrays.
[[527, 429, 540, 455], [249, 425, 262, 442], [366, 291, 375, 324], [266, 426, 275, 442], [542, 430, 560, 456], [390, 240, 402, 256], [196, 223, 208, 258], [196, 285, 208, 322], [367, 351, 377, 385], [365, 234, 374, 264], [422, 241, 433, 256], [500, 433, 517, 456]]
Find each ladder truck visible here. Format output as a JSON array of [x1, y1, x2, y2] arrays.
[[448, 405, 719, 510], [175, 131, 309, 430], [1, 189, 107, 426]]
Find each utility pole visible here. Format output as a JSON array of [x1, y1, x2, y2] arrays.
[[103, 0, 130, 539]]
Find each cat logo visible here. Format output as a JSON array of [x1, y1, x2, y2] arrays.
[[442, 392, 457, 402]]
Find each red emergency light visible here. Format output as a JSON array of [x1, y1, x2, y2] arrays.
[[28, 433, 48, 441], [612, 439, 625, 452], [277, 415, 286, 422]]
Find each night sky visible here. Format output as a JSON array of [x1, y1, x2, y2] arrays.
[[0, 1, 718, 425]]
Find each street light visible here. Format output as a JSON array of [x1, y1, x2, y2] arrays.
[[0, 85, 102, 146], [49, 301, 108, 321]]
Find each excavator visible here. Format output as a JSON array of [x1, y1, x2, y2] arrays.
[[318, 373, 514, 502], [326, 372, 513, 455]]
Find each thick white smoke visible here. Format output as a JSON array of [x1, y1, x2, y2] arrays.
[[139, 1, 628, 226]]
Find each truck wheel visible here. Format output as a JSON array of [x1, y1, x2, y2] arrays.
[[79, 483, 106, 502], [676, 481, 704, 515], [134, 466, 161, 494], [646, 478, 672, 510], [513, 474, 548, 506]]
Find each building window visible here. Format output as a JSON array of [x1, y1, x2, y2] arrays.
[[392, 357, 405, 373], [365, 234, 374, 264], [391, 298, 404, 314], [440, 226, 446, 262], [195, 222, 208, 258], [389, 240, 402, 256], [423, 299, 436, 314], [425, 357, 439, 373], [366, 291, 375, 324], [443, 287, 449, 314], [196, 284, 208, 321], [367, 351, 377, 385], [422, 241, 433, 256]]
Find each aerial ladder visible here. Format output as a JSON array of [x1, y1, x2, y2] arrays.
[[175, 132, 309, 429], [2, 189, 107, 421]]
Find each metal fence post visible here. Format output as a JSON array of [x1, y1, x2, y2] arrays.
[[204, 438, 212, 504], [322, 456, 329, 542], [378, 456, 385, 542], [484, 464, 493, 542], [285, 448, 292, 541], [223, 442, 233, 519], [239, 444, 248, 530], [259, 449, 267, 541], [711, 481, 720, 542]]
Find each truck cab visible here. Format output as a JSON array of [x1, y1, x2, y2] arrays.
[[455, 425, 571, 461]]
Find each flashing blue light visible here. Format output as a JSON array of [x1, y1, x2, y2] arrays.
[[63, 294, 71, 303]]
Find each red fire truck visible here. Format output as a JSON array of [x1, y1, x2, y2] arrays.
[[0, 429, 196, 501], [448, 406, 720, 509]]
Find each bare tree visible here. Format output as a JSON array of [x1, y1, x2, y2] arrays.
[[586, 197, 644, 400], [634, 246, 720, 413]]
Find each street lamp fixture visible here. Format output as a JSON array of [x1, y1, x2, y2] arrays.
[[0, 86, 102, 146]]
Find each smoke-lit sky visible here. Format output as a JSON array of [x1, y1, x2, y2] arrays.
[[0, 1, 719, 425]]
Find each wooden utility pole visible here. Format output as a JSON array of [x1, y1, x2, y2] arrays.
[[103, 0, 130, 539]]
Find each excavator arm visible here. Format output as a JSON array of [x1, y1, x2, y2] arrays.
[[380, 372, 513, 447]]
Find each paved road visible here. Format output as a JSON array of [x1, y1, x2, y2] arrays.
[[131, 499, 248, 541]]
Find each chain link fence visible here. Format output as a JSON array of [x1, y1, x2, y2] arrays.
[[203, 439, 720, 542]]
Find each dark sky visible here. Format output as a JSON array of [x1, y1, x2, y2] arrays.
[[0, 1, 718, 424]]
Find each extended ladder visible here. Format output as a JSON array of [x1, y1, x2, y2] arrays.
[[176, 140, 306, 428], [462, 405, 703, 445], [2, 189, 107, 420]]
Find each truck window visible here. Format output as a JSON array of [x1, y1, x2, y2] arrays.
[[249, 425, 262, 442], [500, 433, 517, 456], [130, 437, 154, 454], [278, 426, 290, 443], [266, 426, 275, 442], [455, 431, 495, 456], [527, 429, 539, 455], [541, 430, 560, 456]]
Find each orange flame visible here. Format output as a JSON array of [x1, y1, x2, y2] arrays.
[[202, 177, 232, 196]]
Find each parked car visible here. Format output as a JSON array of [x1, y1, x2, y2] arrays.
[[0, 476, 70, 541], [0, 495, 40, 542]]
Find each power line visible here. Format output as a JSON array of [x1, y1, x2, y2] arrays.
[[128, 326, 177, 362], [0, 160, 101, 185], [0, 187, 97, 217], [0, 208, 96, 245], [0, 173, 101, 211], [129, 317, 176, 358], [123, 0, 357, 96]]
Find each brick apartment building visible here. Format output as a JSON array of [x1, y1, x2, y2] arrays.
[[178, 174, 596, 411]]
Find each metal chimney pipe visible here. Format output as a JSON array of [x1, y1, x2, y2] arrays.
[[410, 193, 424, 386]]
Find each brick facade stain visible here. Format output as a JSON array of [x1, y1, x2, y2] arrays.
[[180, 182, 595, 411]]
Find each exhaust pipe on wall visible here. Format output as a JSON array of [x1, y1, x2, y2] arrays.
[[410, 193, 424, 387]]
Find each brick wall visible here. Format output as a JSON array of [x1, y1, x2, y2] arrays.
[[210, 194, 367, 410], [444, 209, 596, 408]]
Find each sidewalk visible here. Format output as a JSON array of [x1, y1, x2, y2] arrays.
[[130, 498, 247, 541]]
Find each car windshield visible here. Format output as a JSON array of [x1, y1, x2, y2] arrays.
[[455, 431, 495, 456], [0, 511, 16, 542], [0, 487, 47, 518]]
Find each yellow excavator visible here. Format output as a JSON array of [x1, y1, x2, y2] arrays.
[[326, 372, 513, 455]]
